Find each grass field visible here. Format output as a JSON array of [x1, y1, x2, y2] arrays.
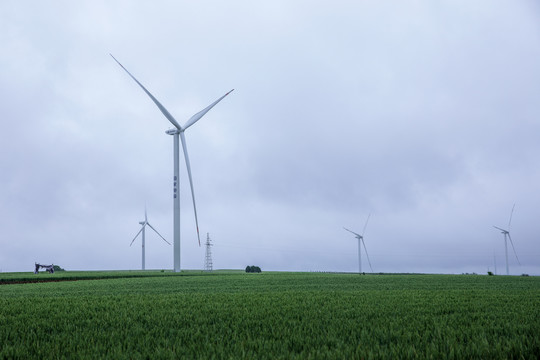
[[1, 271, 539, 359]]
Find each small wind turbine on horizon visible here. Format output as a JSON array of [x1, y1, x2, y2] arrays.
[[344, 214, 373, 274], [111, 54, 233, 272], [493, 204, 521, 275], [130, 207, 170, 270]]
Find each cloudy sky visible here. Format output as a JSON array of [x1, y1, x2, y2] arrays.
[[1, 1, 539, 274]]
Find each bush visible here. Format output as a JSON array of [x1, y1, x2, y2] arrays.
[[53, 265, 65, 272], [487, 271, 494, 276], [245, 265, 261, 273]]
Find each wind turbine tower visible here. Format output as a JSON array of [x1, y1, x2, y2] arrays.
[[493, 204, 521, 275], [112, 55, 233, 272], [130, 207, 170, 270], [204, 233, 213, 272], [344, 214, 374, 274]]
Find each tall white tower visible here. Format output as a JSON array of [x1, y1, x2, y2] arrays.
[[204, 233, 213, 272]]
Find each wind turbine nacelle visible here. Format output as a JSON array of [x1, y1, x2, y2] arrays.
[[166, 129, 180, 135]]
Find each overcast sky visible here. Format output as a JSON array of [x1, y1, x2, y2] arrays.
[[1, 1, 539, 275]]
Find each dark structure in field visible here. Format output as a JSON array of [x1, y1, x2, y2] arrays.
[[34, 263, 54, 274]]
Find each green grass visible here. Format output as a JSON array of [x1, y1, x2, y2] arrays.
[[1, 272, 539, 359], [0, 269, 217, 284]]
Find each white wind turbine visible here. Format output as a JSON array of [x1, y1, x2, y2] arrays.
[[130, 207, 170, 270], [344, 214, 373, 274], [493, 204, 521, 275], [112, 54, 233, 272]]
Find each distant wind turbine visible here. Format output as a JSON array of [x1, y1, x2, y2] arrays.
[[344, 213, 373, 274], [112, 54, 233, 272], [493, 204, 521, 275], [130, 207, 170, 270]]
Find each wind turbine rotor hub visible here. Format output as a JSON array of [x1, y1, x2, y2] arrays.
[[165, 129, 180, 135]]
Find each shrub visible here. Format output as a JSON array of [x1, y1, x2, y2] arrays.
[[245, 265, 261, 273]]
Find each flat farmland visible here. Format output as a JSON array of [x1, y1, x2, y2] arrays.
[[1, 272, 539, 359]]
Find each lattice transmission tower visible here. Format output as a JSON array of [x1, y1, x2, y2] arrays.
[[204, 233, 213, 271]]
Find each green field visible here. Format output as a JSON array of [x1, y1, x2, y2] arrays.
[[1, 271, 539, 359]]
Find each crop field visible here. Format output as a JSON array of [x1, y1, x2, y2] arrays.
[[1, 272, 539, 359]]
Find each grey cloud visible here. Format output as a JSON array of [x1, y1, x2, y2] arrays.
[[1, 1, 539, 275]]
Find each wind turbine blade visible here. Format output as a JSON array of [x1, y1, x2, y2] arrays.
[[362, 213, 371, 237], [493, 226, 507, 233], [343, 227, 362, 238], [110, 54, 183, 130], [508, 203, 515, 230], [182, 89, 234, 130], [146, 222, 171, 245], [180, 131, 201, 246], [144, 204, 148, 223], [130, 225, 145, 246], [362, 239, 374, 273], [507, 233, 521, 265]]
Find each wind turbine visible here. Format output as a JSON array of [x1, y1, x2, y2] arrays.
[[493, 204, 521, 275], [112, 54, 233, 272], [344, 214, 373, 274], [130, 206, 170, 270]]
